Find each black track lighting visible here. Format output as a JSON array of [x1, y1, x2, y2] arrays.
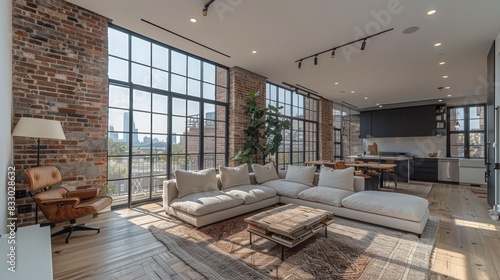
[[294, 28, 392, 66], [203, 7, 207, 16], [361, 40, 366, 50], [203, 0, 215, 17], [298, 60, 302, 69]]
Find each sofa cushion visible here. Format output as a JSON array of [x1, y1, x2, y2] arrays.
[[222, 185, 277, 204], [252, 162, 279, 183], [170, 191, 244, 216], [341, 191, 429, 222], [219, 164, 251, 189], [285, 165, 316, 186], [318, 166, 355, 191], [174, 169, 218, 198], [261, 179, 310, 198], [298, 187, 354, 207]]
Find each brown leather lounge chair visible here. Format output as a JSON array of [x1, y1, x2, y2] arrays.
[[25, 166, 112, 243]]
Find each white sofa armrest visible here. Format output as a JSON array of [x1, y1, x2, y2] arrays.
[[353, 176, 365, 192], [163, 179, 178, 207]]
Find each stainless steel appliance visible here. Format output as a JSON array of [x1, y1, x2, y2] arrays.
[[438, 158, 459, 182]]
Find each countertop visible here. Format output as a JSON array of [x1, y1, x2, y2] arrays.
[[346, 155, 411, 161]]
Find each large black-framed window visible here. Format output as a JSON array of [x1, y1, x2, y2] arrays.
[[266, 83, 319, 169], [447, 104, 485, 158], [333, 109, 344, 160], [107, 25, 229, 206]]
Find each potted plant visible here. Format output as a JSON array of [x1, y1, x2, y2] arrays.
[[94, 182, 117, 212], [232, 91, 290, 165]]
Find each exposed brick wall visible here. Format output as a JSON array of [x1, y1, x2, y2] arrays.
[[319, 98, 334, 160], [12, 0, 109, 226], [228, 67, 266, 166], [342, 114, 363, 158]]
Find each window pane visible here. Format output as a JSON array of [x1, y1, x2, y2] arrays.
[[188, 101, 199, 116], [172, 116, 186, 134], [216, 138, 226, 153], [188, 79, 201, 97], [133, 90, 151, 111], [186, 136, 200, 153], [152, 155, 168, 175], [133, 111, 151, 133], [187, 154, 199, 170], [203, 62, 215, 84], [152, 94, 168, 114], [109, 108, 129, 132], [132, 133, 151, 154], [152, 134, 168, 154], [152, 44, 169, 71], [171, 74, 186, 94], [108, 134, 129, 156], [469, 118, 484, 131], [152, 69, 168, 91], [109, 85, 129, 109], [108, 157, 129, 180], [109, 28, 128, 59], [171, 51, 186, 75], [152, 114, 168, 134], [109, 57, 129, 82], [131, 63, 151, 86], [131, 36, 151, 65], [216, 66, 227, 87], [203, 83, 215, 100], [188, 57, 201, 79], [204, 137, 215, 153], [204, 154, 216, 169], [171, 155, 186, 171], [131, 156, 150, 178], [216, 86, 227, 102], [172, 98, 186, 116], [450, 146, 465, 157]]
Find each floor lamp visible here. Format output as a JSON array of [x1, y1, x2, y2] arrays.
[[12, 117, 66, 223]]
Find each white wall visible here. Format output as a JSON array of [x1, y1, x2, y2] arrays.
[[0, 0, 13, 233], [364, 136, 447, 157], [495, 31, 500, 209]]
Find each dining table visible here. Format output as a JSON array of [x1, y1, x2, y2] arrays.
[[345, 162, 397, 190]]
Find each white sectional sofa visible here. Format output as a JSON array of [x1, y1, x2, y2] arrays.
[[163, 164, 430, 236]]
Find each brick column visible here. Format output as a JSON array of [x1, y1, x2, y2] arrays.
[[319, 98, 334, 160], [12, 0, 109, 226], [228, 67, 267, 166]]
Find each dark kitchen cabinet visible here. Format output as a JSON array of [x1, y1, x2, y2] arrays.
[[411, 158, 438, 182], [360, 111, 372, 138], [359, 104, 441, 138], [385, 109, 401, 137], [371, 110, 386, 137], [400, 107, 419, 137], [417, 105, 437, 136]]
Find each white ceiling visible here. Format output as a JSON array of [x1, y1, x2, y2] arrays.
[[68, 0, 500, 109]]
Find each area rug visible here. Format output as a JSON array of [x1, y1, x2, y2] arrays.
[[149, 210, 439, 280], [380, 181, 433, 198]]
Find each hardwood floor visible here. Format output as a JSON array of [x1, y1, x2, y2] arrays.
[[51, 184, 499, 280]]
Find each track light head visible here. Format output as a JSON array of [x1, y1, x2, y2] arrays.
[[361, 40, 366, 50], [203, 7, 208, 16], [314, 56, 318, 65], [298, 60, 302, 69], [331, 49, 336, 58]]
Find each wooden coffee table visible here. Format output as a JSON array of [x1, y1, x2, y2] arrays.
[[244, 204, 334, 260]]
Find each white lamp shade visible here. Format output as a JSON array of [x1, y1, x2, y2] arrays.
[[12, 117, 66, 140]]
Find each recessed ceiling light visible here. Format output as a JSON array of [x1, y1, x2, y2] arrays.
[[334, 82, 339, 85], [427, 10, 437, 16], [445, 86, 451, 89], [447, 94, 452, 97], [439, 61, 446, 65], [364, 97, 368, 100], [438, 99, 443, 102], [376, 103, 380, 106], [252, 50, 257, 54], [434, 43, 442, 47], [379, 105, 383, 108], [351, 90, 355, 94], [442, 75, 448, 79], [190, 18, 197, 23]]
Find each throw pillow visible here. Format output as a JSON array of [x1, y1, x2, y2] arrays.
[[284, 165, 316, 186], [219, 164, 251, 189], [318, 166, 355, 191], [252, 162, 279, 184], [174, 169, 218, 198]]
